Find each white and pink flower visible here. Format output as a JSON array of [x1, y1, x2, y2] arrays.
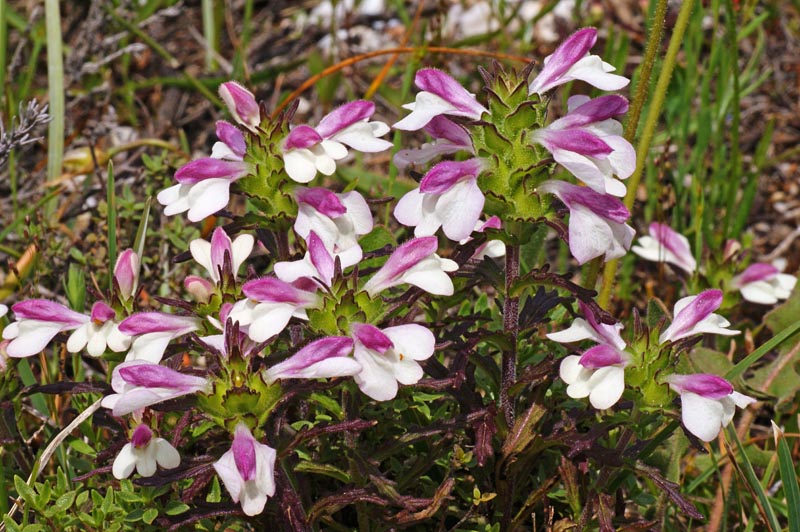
[[213, 423, 277, 516], [112, 423, 181, 479], [119, 312, 202, 363], [659, 290, 739, 344], [666, 373, 755, 442], [532, 95, 634, 197], [730, 263, 796, 305], [632, 222, 697, 274], [528, 27, 629, 95], [101, 360, 210, 417], [394, 158, 486, 241], [282, 100, 391, 183], [351, 323, 435, 401], [559, 344, 630, 410], [263, 336, 361, 384], [539, 180, 634, 264], [393, 69, 488, 131], [189, 226, 254, 285], [362, 237, 458, 297]]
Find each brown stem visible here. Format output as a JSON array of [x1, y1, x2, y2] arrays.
[[501, 243, 520, 427]]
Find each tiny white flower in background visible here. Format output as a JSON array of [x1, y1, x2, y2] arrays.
[[730, 262, 796, 305], [666, 373, 755, 442], [559, 344, 630, 410], [113, 424, 180, 479]]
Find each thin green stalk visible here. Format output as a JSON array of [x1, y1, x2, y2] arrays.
[[107, 161, 117, 292], [599, 0, 695, 307], [0, 0, 7, 97], [721, 0, 741, 239], [44, 0, 64, 216], [201, 0, 217, 70]]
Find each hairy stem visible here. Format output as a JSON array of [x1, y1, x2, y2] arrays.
[[501, 242, 520, 427]]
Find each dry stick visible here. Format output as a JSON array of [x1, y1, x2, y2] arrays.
[[707, 339, 800, 532], [1, 398, 103, 531], [363, 2, 425, 99], [271, 47, 531, 119]]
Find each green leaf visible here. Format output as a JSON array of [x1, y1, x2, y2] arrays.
[[359, 225, 396, 252], [164, 501, 190, 516], [13, 476, 37, 509], [52, 491, 76, 513], [2, 516, 22, 532], [21, 525, 44, 532], [143, 508, 158, 524], [726, 426, 781, 532], [774, 424, 800, 532], [67, 438, 97, 457], [294, 461, 351, 483]]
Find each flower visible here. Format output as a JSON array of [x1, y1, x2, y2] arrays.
[[282, 100, 391, 183], [559, 345, 629, 409], [189, 226, 254, 284], [547, 300, 626, 350], [219, 81, 261, 130], [631, 222, 697, 274], [351, 323, 435, 401], [114, 249, 140, 301], [66, 302, 131, 357], [158, 121, 250, 222], [263, 336, 361, 384], [362, 237, 459, 296], [539, 180, 634, 264], [228, 278, 318, 343], [528, 27, 629, 95], [730, 263, 796, 305], [112, 423, 180, 479], [394, 159, 486, 241], [101, 360, 210, 417], [119, 312, 202, 363], [393, 116, 473, 170], [460, 216, 506, 260], [666, 373, 755, 442], [3, 300, 91, 358], [213, 423, 277, 516], [274, 232, 339, 288], [532, 95, 634, 197], [393, 68, 488, 131], [659, 290, 739, 344], [294, 187, 373, 266]]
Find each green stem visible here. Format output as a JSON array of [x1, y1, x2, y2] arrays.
[[44, 0, 64, 217], [599, 0, 695, 307]]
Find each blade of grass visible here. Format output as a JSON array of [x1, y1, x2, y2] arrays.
[[725, 425, 781, 532], [725, 320, 800, 380], [44, 0, 63, 217], [773, 422, 800, 532], [107, 161, 117, 292], [133, 196, 153, 260], [201, 0, 217, 71]]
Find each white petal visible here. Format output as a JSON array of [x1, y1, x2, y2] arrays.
[[190, 239, 216, 281], [214, 450, 244, 503], [353, 342, 400, 401], [740, 282, 779, 304], [136, 450, 158, 477], [66, 323, 91, 353], [401, 262, 454, 295], [187, 178, 233, 222], [6, 321, 65, 358], [383, 324, 435, 361], [330, 122, 392, 152], [551, 149, 608, 194], [153, 438, 181, 469], [320, 139, 348, 160], [240, 481, 269, 516], [587, 366, 625, 409], [339, 191, 374, 235], [437, 179, 485, 241], [567, 205, 614, 264], [126, 332, 174, 363], [680, 392, 725, 442], [231, 235, 255, 274], [284, 149, 318, 183], [247, 303, 297, 342], [112, 444, 137, 479], [558, 355, 584, 385]]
